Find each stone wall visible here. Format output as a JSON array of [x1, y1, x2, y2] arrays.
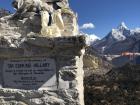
[[0, 36, 85, 105]]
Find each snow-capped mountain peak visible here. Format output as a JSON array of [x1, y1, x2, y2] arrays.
[[110, 29, 126, 41], [85, 34, 100, 45], [93, 22, 140, 55], [116, 22, 131, 37], [88, 34, 100, 41], [93, 22, 131, 53], [107, 22, 130, 41], [118, 22, 128, 30]]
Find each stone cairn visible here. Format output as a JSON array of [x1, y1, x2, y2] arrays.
[[0, 0, 85, 105]]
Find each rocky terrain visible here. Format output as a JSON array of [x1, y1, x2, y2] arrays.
[[84, 64, 140, 105], [83, 46, 112, 77]]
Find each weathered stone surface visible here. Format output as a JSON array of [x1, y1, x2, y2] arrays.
[[0, 89, 67, 105], [0, 31, 85, 105], [3, 58, 57, 90], [0, 0, 85, 104], [11, 0, 78, 37]]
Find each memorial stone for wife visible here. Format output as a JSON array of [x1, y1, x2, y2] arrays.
[[0, 0, 85, 105]]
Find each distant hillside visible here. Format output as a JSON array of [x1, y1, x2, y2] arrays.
[[83, 46, 112, 77], [84, 64, 140, 105]]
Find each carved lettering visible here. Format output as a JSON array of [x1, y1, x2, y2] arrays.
[[3, 58, 56, 90]]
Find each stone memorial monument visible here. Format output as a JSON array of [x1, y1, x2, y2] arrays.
[[0, 0, 85, 105]]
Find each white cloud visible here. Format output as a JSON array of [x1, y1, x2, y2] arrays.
[[80, 23, 95, 29]]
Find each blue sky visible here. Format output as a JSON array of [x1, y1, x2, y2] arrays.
[[69, 0, 140, 38], [1, 0, 140, 38]]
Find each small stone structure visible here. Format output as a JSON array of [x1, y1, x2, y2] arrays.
[[0, 0, 85, 105], [0, 36, 85, 105]]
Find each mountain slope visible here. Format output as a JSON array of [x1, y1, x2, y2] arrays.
[[83, 46, 112, 76], [84, 64, 140, 105], [84, 34, 100, 46], [94, 22, 140, 54]]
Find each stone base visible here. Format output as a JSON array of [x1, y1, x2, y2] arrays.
[[0, 88, 81, 105], [0, 36, 85, 105]]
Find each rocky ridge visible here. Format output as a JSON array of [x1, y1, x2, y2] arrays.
[[94, 22, 140, 54]]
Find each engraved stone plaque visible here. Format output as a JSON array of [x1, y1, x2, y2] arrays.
[[3, 57, 57, 90]]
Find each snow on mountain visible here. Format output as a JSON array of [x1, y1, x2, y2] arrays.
[[107, 22, 130, 41], [89, 22, 140, 66], [118, 22, 128, 30], [134, 28, 140, 32], [131, 28, 140, 35], [117, 22, 131, 36], [109, 28, 126, 41], [93, 22, 133, 53], [85, 34, 100, 45]]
